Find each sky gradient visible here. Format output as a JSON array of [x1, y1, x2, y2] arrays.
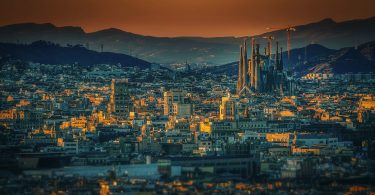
[[1, 0, 374, 37]]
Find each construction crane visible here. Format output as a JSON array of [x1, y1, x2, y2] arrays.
[[266, 26, 296, 62], [262, 35, 274, 57]]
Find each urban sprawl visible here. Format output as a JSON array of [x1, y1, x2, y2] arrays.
[[1, 39, 375, 194]]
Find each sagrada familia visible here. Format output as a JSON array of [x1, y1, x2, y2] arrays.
[[236, 38, 295, 96]]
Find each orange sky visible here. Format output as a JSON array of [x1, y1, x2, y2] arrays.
[[0, 0, 374, 37]]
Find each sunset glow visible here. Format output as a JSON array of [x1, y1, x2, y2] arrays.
[[1, 0, 375, 37]]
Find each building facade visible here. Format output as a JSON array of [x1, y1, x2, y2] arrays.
[[108, 79, 133, 118]]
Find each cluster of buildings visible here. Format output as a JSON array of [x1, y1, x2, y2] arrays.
[[0, 45, 375, 193]]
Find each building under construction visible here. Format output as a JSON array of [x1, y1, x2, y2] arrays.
[[236, 38, 295, 96]]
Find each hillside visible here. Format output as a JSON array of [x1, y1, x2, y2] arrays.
[[0, 41, 150, 68], [0, 17, 375, 64], [205, 41, 375, 76]]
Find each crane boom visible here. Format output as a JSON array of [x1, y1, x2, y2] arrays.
[[266, 26, 296, 64]]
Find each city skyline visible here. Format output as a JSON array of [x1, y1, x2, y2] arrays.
[[1, 0, 375, 37], [1, 1, 375, 194]]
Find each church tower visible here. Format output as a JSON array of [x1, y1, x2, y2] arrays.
[[236, 45, 244, 95], [250, 38, 256, 88], [242, 39, 248, 88]]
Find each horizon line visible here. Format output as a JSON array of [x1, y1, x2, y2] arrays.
[[1, 16, 374, 39]]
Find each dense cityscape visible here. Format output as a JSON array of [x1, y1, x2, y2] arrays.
[[1, 36, 375, 194], [1, 1, 375, 194]]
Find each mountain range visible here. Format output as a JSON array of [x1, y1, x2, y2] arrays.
[[0, 40, 374, 76], [0, 17, 375, 65], [0, 41, 150, 68], [204, 40, 375, 76]]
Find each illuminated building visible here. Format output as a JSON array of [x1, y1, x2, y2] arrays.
[[219, 93, 238, 120], [163, 89, 192, 117], [108, 79, 133, 118]]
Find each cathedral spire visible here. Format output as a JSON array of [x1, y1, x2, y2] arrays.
[[279, 47, 284, 71], [256, 44, 260, 64], [255, 44, 261, 91], [237, 45, 243, 95], [275, 41, 279, 70], [242, 39, 248, 87], [250, 38, 256, 88], [251, 38, 256, 60]]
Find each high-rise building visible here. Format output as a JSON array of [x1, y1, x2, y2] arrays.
[[164, 89, 192, 117], [108, 79, 133, 118], [219, 94, 238, 120], [173, 103, 193, 118]]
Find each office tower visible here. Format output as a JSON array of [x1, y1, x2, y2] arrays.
[[108, 79, 133, 118], [219, 94, 237, 120], [164, 89, 192, 117]]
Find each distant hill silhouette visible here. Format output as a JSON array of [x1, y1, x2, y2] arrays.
[[330, 47, 375, 74], [281, 44, 337, 68], [0, 17, 375, 64], [205, 41, 375, 76], [0, 41, 150, 68]]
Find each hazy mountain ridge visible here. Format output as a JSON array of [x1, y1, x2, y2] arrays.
[[0, 41, 150, 68], [0, 17, 375, 64], [296, 41, 375, 75], [206, 41, 375, 76]]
